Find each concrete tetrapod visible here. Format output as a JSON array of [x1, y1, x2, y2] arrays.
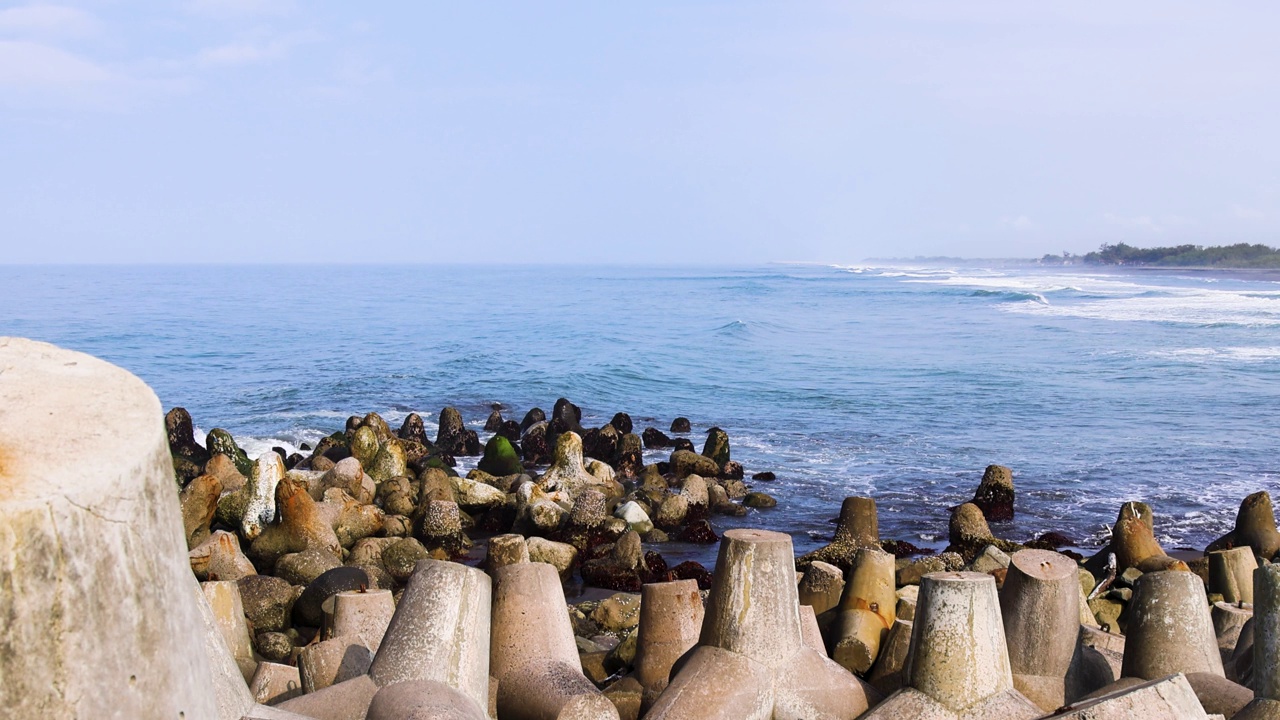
[[277, 559, 492, 720], [1041, 673, 1212, 719], [829, 547, 897, 674], [1235, 564, 1280, 720], [1210, 546, 1259, 604], [330, 589, 396, 653], [860, 572, 1041, 720], [646, 529, 879, 720], [490, 561, 619, 720], [1122, 570, 1225, 680], [797, 496, 880, 572], [632, 579, 705, 708], [998, 549, 1091, 711], [0, 338, 221, 719]]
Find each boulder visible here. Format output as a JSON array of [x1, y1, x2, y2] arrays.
[[478, 434, 523, 477], [969, 464, 1016, 522]]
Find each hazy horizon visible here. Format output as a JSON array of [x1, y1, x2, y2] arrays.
[[3, 2, 1278, 264]]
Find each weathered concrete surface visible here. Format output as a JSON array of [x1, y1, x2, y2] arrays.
[[1042, 672, 1211, 719], [998, 549, 1082, 711], [633, 579, 704, 699], [364, 679, 488, 720], [1122, 570, 1225, 680], [862, 572, 1040, 719], [1236, 565, 1280, 718], [0, 338, 220, 719], [368, 559, 491, 712]]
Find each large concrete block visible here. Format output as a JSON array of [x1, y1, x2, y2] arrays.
[[1236, 564, 1280, 718], [0, 338, 221, 718], [633, 579, 704, 699], [1122, 570, 1225, 680], [998, 549, 1084, 710], [861, 572, 1040, 719], [1041, 672, 1212, 719]]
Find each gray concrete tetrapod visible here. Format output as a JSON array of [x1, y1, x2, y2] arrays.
[[490, 561, 619, 720], [647, 528, 878, 720], [365, 679, 489, 720], [633, 579, 704, 701], [860, 572, 1041, 720], [998, 549, 1083, 711], [1234, 564, 1280, 719], [331, 588, 397, 653], [1121, 569, 1225, 680], [0, 338, 220, 718], [1210, 546, 1259, 604], [1041, 673, 1212, 719], [368, 559, 491, 713]]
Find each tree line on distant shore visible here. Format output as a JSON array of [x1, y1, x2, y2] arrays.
[[1041, 242, 1280, 268]]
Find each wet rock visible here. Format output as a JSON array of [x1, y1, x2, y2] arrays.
[[207, 427, 254, 477], [642, 427, 671, 448], [743, 492, 777, 509], [615, 433, 645, 477], [969, 464, 1016, 522], [434, 407, 479, 456], [584, 424, 620, 465], [397, 412, 430, 445], [720, 461, 744, 480], [167, 407, 210, 466], [615, 501, 654, 535], [654, 495, 689, 529], [701, 427, 731, 468], [484, 408, 505, 432], [670, 417, 691, 433], [519, 407, 546, 433], [669, 449, 720, 480], [361, 412, 394, 442], [520, 421, 551, 465], [478, 434, 523, 477], [677, 520, 718, 544], [553, 397, 585, 433], [238, 575, 298, 633], [752, 471, 776, 481], [670, 560, 714, 589]]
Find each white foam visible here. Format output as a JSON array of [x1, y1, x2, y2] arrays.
[[1005, 287, 1280, 327], [1148, 346, 1280, 362]]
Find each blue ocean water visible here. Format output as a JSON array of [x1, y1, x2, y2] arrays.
[[4, 262, 1279, 560]]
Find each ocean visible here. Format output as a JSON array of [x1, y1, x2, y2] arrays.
[[4, 262, 1279, 564]]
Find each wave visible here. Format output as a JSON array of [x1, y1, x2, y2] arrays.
[[1004, 288, 1280, 327], [1147, 346, 1280, 363], [970, 289, 1049, 305]]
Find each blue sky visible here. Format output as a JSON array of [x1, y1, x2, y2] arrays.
[[1, 1, 1277, 263]]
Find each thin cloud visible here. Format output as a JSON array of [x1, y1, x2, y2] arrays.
[[0, 4, 98, 40], [1000, 215, 1035, 231], [187, 0, 295, 19], [0, 39, 111, 87], [196, 29, 320, 67]]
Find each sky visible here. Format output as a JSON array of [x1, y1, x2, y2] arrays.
[[1, 1, 1278, 264]]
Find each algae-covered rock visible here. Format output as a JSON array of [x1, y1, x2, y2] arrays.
[[207, 427, 253, 477], [743, 492, 776, 509], [669, 449, 720, 480], [349, 425, 380, 470], [478, 434, 523, 477], [701, 427, 731, 468], [368, 438, 408, 483]]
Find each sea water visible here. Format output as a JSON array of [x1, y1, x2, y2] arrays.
[[4, 262, 1279, 561]]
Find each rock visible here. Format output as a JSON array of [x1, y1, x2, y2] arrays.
[[418, 499, 469, 555], [1089, 596, 1125, 633], [520, 407, 546, 433], [368, 439, 408, 483], [679, 474, 710, 508], [970, 545, 1012, 575], [584, 424, 620, 465], [743, 492, 776, 509], [189, 530, 257, 582], [360, 412, 394, 442], [970, 464, 1016, 522], [701, 427, 731, 468], [381, 538, 432, 583], [180, 473, 222, 549], [238, 575, 298, 633], [798, 561, 845, 615], [553, 397, 585, 433], [484, 408, 505, 433], [654, 495, 689, 529], [615, 501, 654, 535], [527, 537, 578, 580], [722, 478, 748, 499], [520, 421, 551, 465], [677, 520, 719, 544], [478, 434, 523, 477], [1208, 490, 1280, 561], [568, 488, 608, 530], [254, 633, 295, 664], [642, 427, 671, 448], [293, 566, 370, 628], [349, 425, 380, 470], [450, 475, 506, 511], [240, 451, 286, 542], [434, 406, 468, 454], [670, 417, 691, 433], [608, 413, 633, 435], [669, 449, 720, 480], [317, 457, 369, 502], [612, 531, 644, 571], [895, 555, 947, 586], [275, 547, 341, 586], [753, 471, 776, 481], [397, 412, 430, 445], [207, 427, 254, 477], [591, 593, 642, 634], [167, 407, 210, 466]]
